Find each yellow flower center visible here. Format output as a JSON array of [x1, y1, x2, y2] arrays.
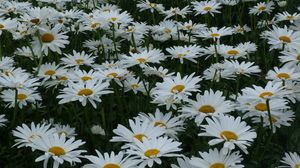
[[48, 146, 65, 156], [211, 33, 220, 37], [137, 58, 146, 63], [45, 70, 56, 76], [30, 18, 40, 24], [279, 35, 292, 43], [103, 163, 120, 168], [186, 25, 193, 30], [17, 93, 27, 101], [210, 163, 225, 168], [107, 72, 118, 78], [171, 85, 185, 93], [271, 116, 277, 123], [77, 88, 93, 96], [0, 24, 4, 29], [111, 17, 117, 22], [134, 134, 147, 142], [144, 149, 160, 158], [81, 76, 92, 81], [164, 28, 172, 33], [287, 16, 295, 20], [58, 76, 68, 81], [258, 6, 267, 11], [259, 92, 273, 98], [220, 130, 238, 140], [255, 103, 267, 112], [131, 84, 139, 89], [204, 6, 212, 11], [296, 54, 300, 60], [198, 105, 215, 113], [41, 33, 55, 43], [295, 164, 300, 168], [154, 121, 167, 128], [177, 53, 186, 58], [150, 3, 157, 8], [75, 59, 85, 65], [227, 50, 239, 56], [277, 73, 290, 79], [91, 22, 101, 29]]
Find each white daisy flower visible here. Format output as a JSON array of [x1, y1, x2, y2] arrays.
[[195, 27, 234, 42], [276, 11, 300, 23], [249, 2, 274, 16], [143, 66, 175, 78], [54, 123, 77, 138], [137, 0, 165, 13], [0, 114, 7, 127], [57, 80, 112, 108], [199, 114, 257, 154], [31, 134, 86, 168], [126, 136, 182, 168], [223, 60, 261, 77], [83, 151, 138, 168], [280, 152, 300, 168], [279, 48, 300, 67], [190, 148, 244, 168], [192, 0, 222, 16], [266, 66, 300, 82], [61, 50, 96, 68], [171, 156, 194, 168], [166, 45, 202, 64]]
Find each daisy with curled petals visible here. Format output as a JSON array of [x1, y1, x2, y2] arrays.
[[151, 73, 201, 101], [249, 2, 274, 16], [137, 0, 165, 13], [97, 67, 129, 82], [190, 148, 244, 168], [171, 156, 194, 168], [143, 66, 175, 78], [166, 45, 202, 64], [124, 76, 147, 94], [162, 6, 191, 20], [121, 49, 165, 68], [199, 114, 257, 154], [83, 151, 138, 168], [126, 136, 182, 168], [54, 123, 77, 138], [137, 108, 185, 139], [0, 71, 40, 89], [33, 25, 69, 55], [12, 122, 56, 148], [0, 114, 7, 127], [1, 88, 42, 109], [57, 80, 112, 108], [264, 25, 300, 51], [61, 50, 96, 68], [279, 152, 300, 168], [279, 49, 300, 67], [195, 27, 233, 42], [251, 110, 295, 133], [233, 24, 251, 35], [192, 0, 222, 16], [276, 12, 300, 23], [31, 134, 86, 168], [110, 119, 164, 148], [180, 89, 234, 125], [266, 66, 300, 82], [223, 60, 261, 77]]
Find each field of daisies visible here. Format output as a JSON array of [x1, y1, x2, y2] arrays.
[[2, 0, 300, 167]]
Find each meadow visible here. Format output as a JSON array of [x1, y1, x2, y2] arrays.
[[1, 0, 300, 168]]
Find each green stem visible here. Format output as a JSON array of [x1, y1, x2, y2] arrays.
[[266, 99, 273, 132], [11, 89, 18, 127]]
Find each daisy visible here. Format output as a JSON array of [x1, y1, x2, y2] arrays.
[[54, 124, 77, 138], [276, 12, 300, 23], [12, 122, 56, 148], [110, 119, 165, 147], [166, 45, 202, 64], [151, 20, 178, 42], [143, 66, 175, 78], [180, 89, 234, 125], [0, 17, 17, 35], [223, 60, 261, 77], [0, 70, 40, 89], [0, 56, 14, 71], [280, 152, 300, 168], [195, 27, 234, 42], [264, 25, 300, 51], [249, 2, 274, 16], [162, 6, 191, 20], [37, 62, 65, 83], [192, 0, 222, 16], [219, 0, 240, 6], [97, 67, 129, 82], [20, 7, 52, 26], [33, 25, 69, 55], [31, 134, 86, 168], [279, 49, 300, 66], [0, 114, 7, 127], [121, 49, 165, 68], [83, 151, 138, 168], [179, 20, 207, 34], [151, 95, 182, 110], [190, 148, 244, 168], [61, 50, 96, 68], [233, 24, 251, 35], [137, 0, 165, 13], [137, 108, 185, 139], [68, 69, 99, 83], [151, 73, 201, 102], [203, 63, 236, 82], [102, 10, 133, 26], [124, 76, 147, 94], [251, 110, 295, 133], [171, 156, 194, 168], [1, 88, 42, 109], [199, 114, 257, 154], [218, 44, 248, 59], [57, 80, 112, 108], [126, 136, 182, 168], [266, 66, 300, 82]]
